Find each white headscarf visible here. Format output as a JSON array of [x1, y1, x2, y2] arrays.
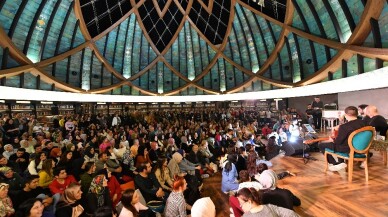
[[191, 197, 216, 217], [258, 169, 278, 190]]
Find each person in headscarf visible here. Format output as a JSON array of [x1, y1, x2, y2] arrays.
[[84, 174, 112, 215], [0, 183, 15, 217], [55, 183, 85, 217], [258, 169, 301, 210], [2, 144, 16, 160], [0, 167, 24, 195], [191, 197, 216, 217], [83, 146, 99, 163]]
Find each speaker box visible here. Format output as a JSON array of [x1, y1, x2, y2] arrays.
[[51, 106, 59, 115]]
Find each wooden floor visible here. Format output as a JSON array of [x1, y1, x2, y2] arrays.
[[201, 150, 388, 217]]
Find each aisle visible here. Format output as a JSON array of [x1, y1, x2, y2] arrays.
[[201, 151, 388, 217]]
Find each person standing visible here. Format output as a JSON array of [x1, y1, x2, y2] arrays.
[[311, 97, 323, 130]]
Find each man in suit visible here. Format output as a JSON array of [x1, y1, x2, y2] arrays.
[[318, 106, 366, 171]]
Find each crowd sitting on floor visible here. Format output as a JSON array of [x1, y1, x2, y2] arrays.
[[0, 103, 386, 217]]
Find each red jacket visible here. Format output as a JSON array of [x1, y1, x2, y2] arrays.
[[107, 175, 122, 207], [49, 175, 77, 194]]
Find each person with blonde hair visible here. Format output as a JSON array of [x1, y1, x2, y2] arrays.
[[55, 183, 85, 217]]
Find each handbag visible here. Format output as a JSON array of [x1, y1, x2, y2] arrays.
[[147, 200, 165, 213]]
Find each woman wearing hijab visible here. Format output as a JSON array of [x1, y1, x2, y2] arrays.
[[0, 183, 15, 217], [83, 146, 99, 163], [258, 170, 301, 210], [191, 197, 216, 217], [84, 174, 112, 215], [55, 183, 85, 217]]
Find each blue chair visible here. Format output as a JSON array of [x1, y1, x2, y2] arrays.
[[324, 126, 375, 182]]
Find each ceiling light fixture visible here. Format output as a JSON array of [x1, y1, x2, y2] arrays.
[[16, 101, 31, 104]]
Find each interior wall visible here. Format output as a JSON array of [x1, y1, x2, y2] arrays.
[[288, 94, 338, 119], [338, 88, 388, 118]]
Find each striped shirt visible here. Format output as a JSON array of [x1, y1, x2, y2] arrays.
[[164, 191, 186, 217]]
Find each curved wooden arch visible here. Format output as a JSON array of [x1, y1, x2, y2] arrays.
[[1, 0, 387, 96], [295, 0, 385, 86]]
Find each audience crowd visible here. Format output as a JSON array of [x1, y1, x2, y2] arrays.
[[0, 103, 385, 217]]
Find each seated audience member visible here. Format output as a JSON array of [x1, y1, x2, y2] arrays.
[[38, 159, 55, 188], [0, 167, 24, 196], [118, 189, 154, 217], [237, 188, 299, 217], [2, 144, 16, 160], [0, 183, 15, 217], [235, 147, 247, 175], [199, 139, 215, 163], [99, 138, 111, 153], [84, 174, 112, 215], [95, 152, 122, 174], [191, 197, 216, 217], [57, 151, 75, 175], [238, 170, 263, 191], [13, 175, 60, 214], [49, 147, 61, 165], [258, 170, 301, 210], [134, 162, 165, 203], [265, 135, 280, 161], [97, 169, 122, 207], [261, 124, 272, 138], [79, 162, 96, 196], [28, 152, 46, 175], [154, 158, 173, 192], [148, 141, 160, 163], [14, 198, 44, 217], [135, 146, 151, 168], [358, 104, 370, 123], [319, 106, 366, 171], [186, 144, 212, 175], [0, 155, 21, 175], [49, 167, 77, 195], [20, 139, 35, 154], [175, 149, 204, 180], [165, 138, 178, 159], [365, 105, 388, 136], [55, 183, 85, 217], [121, 148, 137, 177], [42, 141, 54, 156], [221, 154, 239, 193], [229, 170, 263, 217], [164, 175, 190, 217]]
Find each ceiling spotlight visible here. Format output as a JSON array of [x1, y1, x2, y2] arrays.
[[71, 71, 78, 76], [213, 79, 218, 82], [284, 66, 289, 70], [306, 59, 312, 64]]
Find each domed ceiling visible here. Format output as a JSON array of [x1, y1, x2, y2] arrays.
[[0, 0, 388, 96]]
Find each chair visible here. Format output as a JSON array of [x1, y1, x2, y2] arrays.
[[324, 126, 375, 182]]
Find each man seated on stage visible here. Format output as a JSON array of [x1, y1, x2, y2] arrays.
[[318, 106, 366, 171], [365, 105, 388, 137]]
